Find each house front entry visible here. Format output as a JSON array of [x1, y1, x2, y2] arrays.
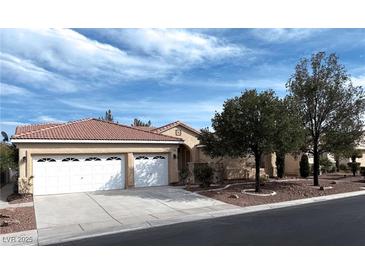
[[178, 144, 191, 172]]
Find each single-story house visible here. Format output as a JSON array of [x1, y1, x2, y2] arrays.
[[11, 118, 184, 195], [11, 118, 276, 195]]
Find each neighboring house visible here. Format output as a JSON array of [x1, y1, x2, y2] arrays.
[[11, 118, 276, 195], [354, 141, 365, 167], [286, 137, 365, 175]]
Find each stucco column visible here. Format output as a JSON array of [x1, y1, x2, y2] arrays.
[[169, 149, 179, 183], [125, 152, 134, 188]]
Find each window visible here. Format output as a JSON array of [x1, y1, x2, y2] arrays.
[[62, 157, 79, 162], [106, 156, 121, 161], [37, 158, 56, 162], [135, 156, 149, 160], [85, 157, 101, 161], [153, 156, 166, 159]]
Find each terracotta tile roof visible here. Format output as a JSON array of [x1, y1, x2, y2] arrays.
[[152, 121, 201, 135], [12, 118, 182, 142], [15, 123, 61, 135], [131, 126, 156, 132]]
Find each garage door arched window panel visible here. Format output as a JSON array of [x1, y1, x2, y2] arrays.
[[85, 157, 101, 161], [37, 158, 56, 162], [106, 156, 122, 161], [135, 156, 149, 160], [153, 156, 166, 159], [134, 154, 168, 187], [62, 157, 79, 162], [33, 154, 126, 195]]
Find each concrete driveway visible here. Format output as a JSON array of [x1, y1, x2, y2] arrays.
[[34, 186, 237, 244]]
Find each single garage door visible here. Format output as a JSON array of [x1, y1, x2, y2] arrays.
[[134, 154, 168, 187], [32, 155, 125, 195]]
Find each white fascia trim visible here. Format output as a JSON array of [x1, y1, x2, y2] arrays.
[[11, 139, 183, 144]]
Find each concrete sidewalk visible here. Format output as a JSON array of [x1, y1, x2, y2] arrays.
[[38, 189, 365, 245]]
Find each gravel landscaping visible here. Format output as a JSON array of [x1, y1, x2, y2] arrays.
[[0, 207, 36, 234], [196, 175, 365, 207]]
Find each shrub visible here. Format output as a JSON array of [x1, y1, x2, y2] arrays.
[[299, 154, 310, 178], [179, 167, 190, 183], [339, 163, 349, 172], [319, 157, 334, 173], [348, 162, 360, 176], [260, 175, 269, 185], [193, 164, 214, 188], [360, 167, 365, 177]]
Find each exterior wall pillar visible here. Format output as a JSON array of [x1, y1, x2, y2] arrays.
[[125, 152, 134, 188], [169, 149, 179, 183]]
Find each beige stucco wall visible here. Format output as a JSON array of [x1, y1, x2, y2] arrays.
[[160, 126, 200, 162], [161, 124, 277, 180], [15, 142, 179, 194], [196, 148, 274, 179], [284, 154, 300, 176]]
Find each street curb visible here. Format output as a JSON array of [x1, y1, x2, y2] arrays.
[[40, 190, 365, 245]]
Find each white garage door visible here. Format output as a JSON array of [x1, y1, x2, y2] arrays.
[[32, 155, 125, 195], [134, 154, 168, 187]]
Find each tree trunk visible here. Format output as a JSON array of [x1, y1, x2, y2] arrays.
[[313, 143, 320, 186], [255, 153, 261, 192], [335, 157, 339, 172], [276, 152, 285, 178]]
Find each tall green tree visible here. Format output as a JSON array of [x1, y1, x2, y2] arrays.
[[131, 118, 152, 127], [200, 89, 282, 192], [0, 143, 18, 172], [286, 52, 365, 186], [99, 109, 114, 122], [273, 98, 305, 178]]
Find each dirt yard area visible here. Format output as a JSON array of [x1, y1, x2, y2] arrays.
[[196, 175, 365, 207], [0, 207, 36, 234]]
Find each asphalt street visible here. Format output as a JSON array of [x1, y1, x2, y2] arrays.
[[57, 195, 365, 246]]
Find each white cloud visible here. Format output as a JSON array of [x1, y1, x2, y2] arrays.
[[164, 75, 287, 91], [101, 29, 245, 66], [5, 29, 169, 77], [0, 83, 33, 96], [0, 52, 81, 93], [0, 121, 26, 126], [251, 28, 319, 43], [0, 29, 246, 93], [34, 115, 66, 123]]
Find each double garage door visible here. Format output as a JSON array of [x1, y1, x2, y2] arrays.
[[32, 154, 168, 195]]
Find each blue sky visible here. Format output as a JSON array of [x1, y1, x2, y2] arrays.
[[1, 28, 364, 136]]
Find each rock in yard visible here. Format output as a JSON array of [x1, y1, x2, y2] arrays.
[[0, 219, 20, 227], [331, 181, 337, 185], [319, 186, 325, 191], [0, 214, 11, 218], [228, 194, 239, 199]]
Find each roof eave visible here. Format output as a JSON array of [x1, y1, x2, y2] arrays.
[[10, 139, 184, 144]]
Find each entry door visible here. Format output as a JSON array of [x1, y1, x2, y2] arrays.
[[134, 154, 168, 187], [32, 155, 125, 195]]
